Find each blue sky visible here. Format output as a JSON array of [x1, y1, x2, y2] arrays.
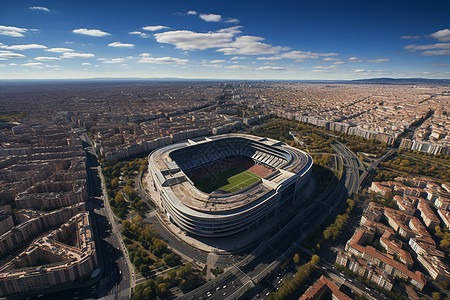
[[0, 0, 449, 80]]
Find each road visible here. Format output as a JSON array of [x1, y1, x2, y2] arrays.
[[38, 130, 133, 300]]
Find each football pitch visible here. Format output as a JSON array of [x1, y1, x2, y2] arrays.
[[194, 166, 260, 193]]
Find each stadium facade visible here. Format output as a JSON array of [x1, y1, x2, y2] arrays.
[[148, 134, 313, 238]]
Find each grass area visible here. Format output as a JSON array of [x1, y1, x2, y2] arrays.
[[0, 112, 25, 123], [379, 150, 449, 182], [194, 166, 260, 193], [251, 118, 334, 153], [219, 170, 260, 192]]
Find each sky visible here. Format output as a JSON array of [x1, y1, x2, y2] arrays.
[[0, 0, 449, 80]]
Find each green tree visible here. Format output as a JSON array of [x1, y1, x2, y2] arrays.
[[432, 292, 441, 300], [111, 177, 119, 189], [157, 283, 168, 298]]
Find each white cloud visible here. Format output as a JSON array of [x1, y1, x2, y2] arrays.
[[348, 56, 363, 62], [154, 28, 238, 50], [231, 56, 245, 60], [401, 35, 421, 39], [404, 42, 450, 56], [210, 59, 226, 63], [21, 62, 43, 67], [46, 47, 74, 53], [142, 25, 170, 32], [422, 50, 450, 56], [323, 57, 339, 61], [138, 53, 188, 64], [0, 50, 26, 58], [430, 29, 450, 42], [0, 43, 46, 50], [29, 6, 50, 12], [280, 50, 337, 61], [257, 66, 284, 71], [257, 56, 282, 61], [187, 10, 197, 15], [0, 25, 33, 37], [61, 52, 95, 59], [224, 65, 249, 69], [129, 31, 149, 38], [224, 18, 240, 24], [81, 62, 91, 65], [257, 50, 337, 61], [366, 58, 390, 63], [102, 58, 125, 64], [404, 43, 450, 51], [73, 28, 111, 37], [334, 61, 345, 65], [217, 36, 289, 55], [34, 56, 60, 61], [314, 65, 337, 70], [202, 64, 223, 68], [108, 42, 134, 48], [354, 69, 368, 72], [153, 26, 318, 58], [199, 14, 222, 22]]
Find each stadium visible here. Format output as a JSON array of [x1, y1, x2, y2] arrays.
[[147, 134, 313, 238]]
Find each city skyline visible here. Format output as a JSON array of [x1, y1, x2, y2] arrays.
[[0, 0, 450, 80]]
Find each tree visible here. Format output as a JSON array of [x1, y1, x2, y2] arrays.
[[111, 177, 119, 189], [115, 192, 125, 204], [123, 185, 134, 196], [432, 292, 441, 300], [157, 283, 168, 298], [293, 253, 300, 264], [311, 255, 320, 265]]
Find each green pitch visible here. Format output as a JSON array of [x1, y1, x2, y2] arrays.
[[194, 167, 260, 193]]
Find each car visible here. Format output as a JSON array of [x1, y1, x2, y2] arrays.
[[223, 292, 227, 296], [223, 285, 227, 289], [216, 287, 220, 291]]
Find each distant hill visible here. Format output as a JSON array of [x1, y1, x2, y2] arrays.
[[1, 77, 450, 85], [349, 77, 450, 85]]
